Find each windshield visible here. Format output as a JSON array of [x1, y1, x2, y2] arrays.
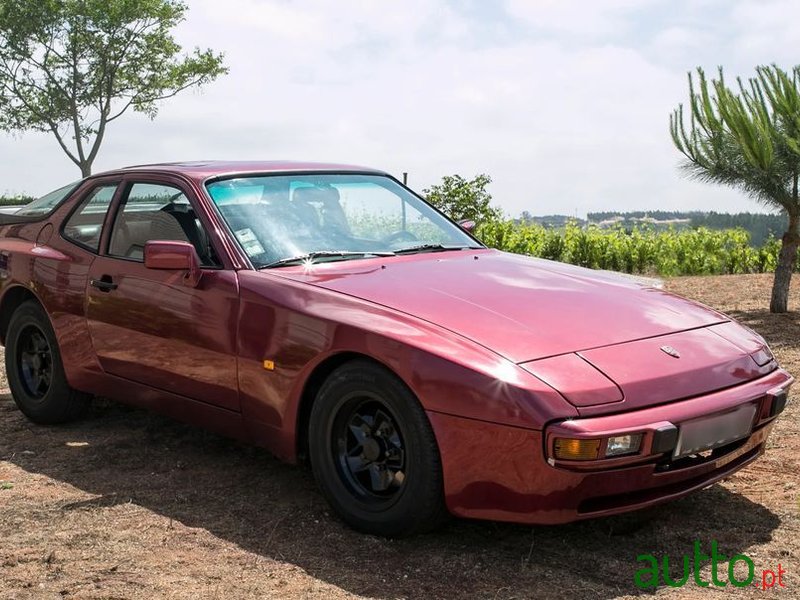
[[206, 173, 480, 268], [16, 181, 82, 216]]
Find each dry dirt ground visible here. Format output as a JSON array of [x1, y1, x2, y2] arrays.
[[1, 273, 799, 599]]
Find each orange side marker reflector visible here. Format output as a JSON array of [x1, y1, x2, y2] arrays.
[[553, 438, 601, 460], [263, 360, 275, 371]]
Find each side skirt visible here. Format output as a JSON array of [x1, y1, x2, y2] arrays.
[[78, 371, 250, 443]]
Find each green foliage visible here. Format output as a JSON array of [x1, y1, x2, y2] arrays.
[[346, 211, 448, 244], [689, 211, 786, 246], [477, 220, 784, 277], [585, 210, 786, 245], [423, 174, 502, 224], [0, 194, 34, 206], [0, 0, 228, 176], [670, 65, 800, 213], [670, 65, 800, 311]]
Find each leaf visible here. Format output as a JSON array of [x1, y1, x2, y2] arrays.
[[0, 0, 227, 175]]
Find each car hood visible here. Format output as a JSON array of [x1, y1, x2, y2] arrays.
[[272, 249, 727, 363]]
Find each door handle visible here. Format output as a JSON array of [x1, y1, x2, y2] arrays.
[[90, 276, 118, 292]]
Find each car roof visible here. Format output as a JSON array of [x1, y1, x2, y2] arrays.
[[106, 160, 387, 182]]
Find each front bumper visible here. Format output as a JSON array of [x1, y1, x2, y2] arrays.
[[428, 368, 793, 525]]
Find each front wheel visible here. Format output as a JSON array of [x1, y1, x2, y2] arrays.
[[308, 360, 448, 537], [5, 300, 90, 423]]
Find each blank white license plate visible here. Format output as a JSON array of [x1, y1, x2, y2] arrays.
[[673, 403, 757, 459]]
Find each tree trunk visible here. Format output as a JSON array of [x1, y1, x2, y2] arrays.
[[770, 213, 800, 313], [79, 161, 92, 178]]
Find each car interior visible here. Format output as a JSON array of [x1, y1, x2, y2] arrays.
[[215, 184, 365, 265], [109, 192, 219, 266]]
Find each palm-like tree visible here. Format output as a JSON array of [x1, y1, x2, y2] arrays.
[[670, 65, 800, 313]]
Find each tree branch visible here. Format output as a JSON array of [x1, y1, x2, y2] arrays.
[[68, 26, 86, 165], [1, 74, 81, 167]]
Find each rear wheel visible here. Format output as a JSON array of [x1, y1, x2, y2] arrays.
[[5, 300, 90, 423], [308, 360, 448, 537]]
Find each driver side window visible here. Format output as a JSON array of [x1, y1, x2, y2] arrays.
[[108, 183, 219, 266]]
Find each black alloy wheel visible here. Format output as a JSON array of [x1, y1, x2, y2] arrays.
[[16, 325, 53, 399], [334, 396, 407, 501], [5, 300, 90, 423], [308, 360, 448, 537]]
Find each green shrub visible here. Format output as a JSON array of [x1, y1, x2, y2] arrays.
[[0, 195, 34, 206], [475, 220, 785, 276]]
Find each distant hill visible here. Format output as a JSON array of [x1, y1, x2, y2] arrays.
[[518, 210, 787, 247], [520, 214, 586, 228]]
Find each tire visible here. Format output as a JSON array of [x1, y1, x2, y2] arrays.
[[308, 360, 448, 537], [5, 300, 90, 423]]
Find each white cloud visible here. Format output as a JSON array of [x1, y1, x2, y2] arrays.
[[505, 0, 658, 37], [729, 0, 800, 64], [647, 26, 718, 67], [1, 0, 799, 217]]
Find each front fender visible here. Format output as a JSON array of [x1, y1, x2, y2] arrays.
[[234, 270, 576, 461]]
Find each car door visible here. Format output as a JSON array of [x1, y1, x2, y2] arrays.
[[85, 176, 240, 412], [31, 179, 121, 387]]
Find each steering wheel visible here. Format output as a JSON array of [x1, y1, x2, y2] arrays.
[[383, 229, 418, 244]]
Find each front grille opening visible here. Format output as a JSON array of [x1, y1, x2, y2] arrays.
[[577, 445, 761, 515], [655, 437, 749, 473]]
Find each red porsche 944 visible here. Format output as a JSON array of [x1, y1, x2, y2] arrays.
[[0, 161, 792, 536]]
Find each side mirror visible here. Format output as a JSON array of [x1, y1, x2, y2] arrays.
[[144, 240, 202, 287], [457, 219, 476, 233]]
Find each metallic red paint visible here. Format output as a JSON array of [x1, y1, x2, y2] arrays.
[[85, 258, 241, 411], [144, 240, 202, 285], [274, 250, 728, 363], [518, 353, 623, 408], [430, 368, 791, 524], [0, 161, 793, 527]]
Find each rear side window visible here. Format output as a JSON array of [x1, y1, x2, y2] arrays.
[[62, 185, 118, 252], [17, 181, 81, 216]]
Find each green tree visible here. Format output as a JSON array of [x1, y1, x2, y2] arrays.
[[423, 173, 501, 224], [670, 65, 800, 312], [0, 0, 227, 177]]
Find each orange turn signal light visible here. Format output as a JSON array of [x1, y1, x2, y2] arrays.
[[553, 437, 602, 460]]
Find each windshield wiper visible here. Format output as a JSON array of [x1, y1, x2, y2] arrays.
[[261, 250, 396, 269], [394, 244, 482, 255]]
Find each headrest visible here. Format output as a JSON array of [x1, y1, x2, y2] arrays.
[[292, 186, 340, 205]]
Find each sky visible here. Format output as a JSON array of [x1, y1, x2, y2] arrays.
[[1, 0, 799, 217]]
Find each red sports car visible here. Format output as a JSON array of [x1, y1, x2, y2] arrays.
[[0, 161, 792, 536]]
